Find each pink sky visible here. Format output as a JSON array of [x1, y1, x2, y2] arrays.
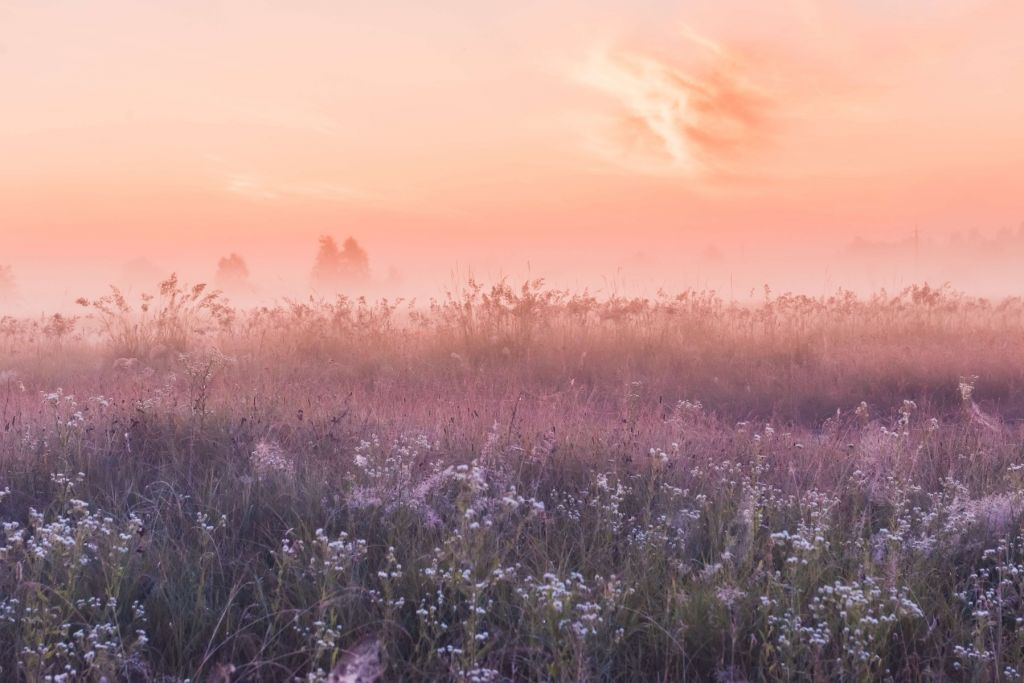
[[2, 0, 1024, 302]]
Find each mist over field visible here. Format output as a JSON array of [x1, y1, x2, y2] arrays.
[[5, 222, 1024, 316]]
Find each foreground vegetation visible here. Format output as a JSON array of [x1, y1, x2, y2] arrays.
[[3, 279, 1024, 680]]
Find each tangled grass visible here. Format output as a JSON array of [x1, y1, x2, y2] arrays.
[[3, 278, 1024, 680]]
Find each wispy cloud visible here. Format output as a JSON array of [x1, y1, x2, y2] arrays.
[[223, 172, 363, 203], [577, 29, 773, 177]]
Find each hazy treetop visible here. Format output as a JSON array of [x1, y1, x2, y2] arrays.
[[311, 236, 370, 292]]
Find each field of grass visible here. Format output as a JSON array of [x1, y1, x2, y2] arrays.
[[3, 278, 1024, 681]]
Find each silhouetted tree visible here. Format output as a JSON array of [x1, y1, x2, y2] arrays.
[[340, 237, 370, 282], [311, 236, 370, 291], [215, 253, 250, 292], [311, 236, 342, 290]]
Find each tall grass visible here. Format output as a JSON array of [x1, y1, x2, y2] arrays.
[[2, 278, 1024, 680]]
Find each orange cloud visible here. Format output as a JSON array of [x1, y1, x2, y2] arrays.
[[577, 31, 773, 177]]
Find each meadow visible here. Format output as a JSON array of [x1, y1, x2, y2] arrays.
[[3, 277, 1024, 681]]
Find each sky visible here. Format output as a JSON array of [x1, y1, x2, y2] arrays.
[[2, 0, 1024, 306]]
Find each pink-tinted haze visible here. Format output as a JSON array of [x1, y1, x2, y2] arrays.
[[2, 0, 1023, 307]]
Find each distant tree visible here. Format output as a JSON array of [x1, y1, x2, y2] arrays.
[[311, 236, 343, 290], [215, 253, 250, 291], [0, 265, 16, 302], [340, 237, 371, 282], [120, 258, 168, 292], [311, 236, 371, 291]]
